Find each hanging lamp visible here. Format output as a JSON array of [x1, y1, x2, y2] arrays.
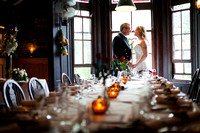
[[115, 0, 136, 12], [197, 0, 200, 9]]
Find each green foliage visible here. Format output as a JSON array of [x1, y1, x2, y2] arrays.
[[112, 55, 130, 72], [93, 53, 113, 84]]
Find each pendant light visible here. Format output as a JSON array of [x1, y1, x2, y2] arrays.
[[197, 0, 200, 9], [115, 0, 136, 12]]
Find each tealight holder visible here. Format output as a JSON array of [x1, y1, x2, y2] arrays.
[[92, 96, 108, 114], [122, 76, 128, 84], [108, 87, 119, 98]]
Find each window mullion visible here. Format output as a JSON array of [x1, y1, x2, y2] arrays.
[[82, 17, 84, 64], [180, 11, 184, 74]]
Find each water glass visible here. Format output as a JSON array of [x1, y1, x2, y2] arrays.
[[117, 71, 122, 81]]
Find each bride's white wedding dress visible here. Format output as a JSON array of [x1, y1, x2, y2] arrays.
[[133, 44, 147, 72]]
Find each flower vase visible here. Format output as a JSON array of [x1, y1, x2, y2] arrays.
[[102, 81, 110, 110], [114, 70, 118, 77], [5, 54, 12, 79]]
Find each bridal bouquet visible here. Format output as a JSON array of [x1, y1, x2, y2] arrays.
[[12, 68, 29, 82]]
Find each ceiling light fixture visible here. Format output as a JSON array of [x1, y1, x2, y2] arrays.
[[196, 0, 200, 9], [115, 0, 136, 12]]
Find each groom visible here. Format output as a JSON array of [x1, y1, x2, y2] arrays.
[[112, 23, 132, 61]]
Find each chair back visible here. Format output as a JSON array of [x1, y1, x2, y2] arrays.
[[28, 77, 45, 100], [3, 79, 26, 108], [193, 81, 200, 105], [74, 74, 80, 84], [61, 73, 72, 86], [187, 68, 200, 100]]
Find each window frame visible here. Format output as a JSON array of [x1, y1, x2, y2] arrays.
[[72, 2, 93, 79], [110, 1, 154, 69], [74, 14, 92, 67], [171, 2, 192, 81]]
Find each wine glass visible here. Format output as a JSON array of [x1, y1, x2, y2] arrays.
[[152, 69, 156, 77]]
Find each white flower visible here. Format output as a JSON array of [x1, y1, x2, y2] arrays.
[[24, 72, 27, 76], [19, 70, 24, 76], [12, 68, 28, 81], [103, 73, 106, 76]]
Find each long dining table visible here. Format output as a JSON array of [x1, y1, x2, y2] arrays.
[[1, 75, 200, 132], [78, 77, 200, 132]]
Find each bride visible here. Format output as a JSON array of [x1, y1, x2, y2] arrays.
[[129, 26, 149, 72]]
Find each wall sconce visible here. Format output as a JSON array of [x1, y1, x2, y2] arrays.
[[30, 47, 35, 54], [197, 0, 200, 9], [29, 45, 36, 57], [0, 26, 5, 29]]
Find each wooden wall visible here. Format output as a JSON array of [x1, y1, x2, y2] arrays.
[[12, 58, 49, 86], [0, 58, 6, 78]]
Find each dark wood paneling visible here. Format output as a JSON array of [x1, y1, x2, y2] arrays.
[[0, 58, 6, 78], [13, 58, 49, 87]]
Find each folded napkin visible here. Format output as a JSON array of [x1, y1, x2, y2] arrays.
[[45, 96, 58, 104], [15, 113, 33, 121], [153, 82, 174, 90], [145, 111, 200, 131], [154, 88, 181, 95], [151, 79, 167, 84], [20, 100, 38, 107], [49, 92, 61, 97], [156, 95, 192, 108], [69, 84, 81, 89]]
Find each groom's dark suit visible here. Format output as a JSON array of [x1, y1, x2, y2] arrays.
[[112, 33, 132, 61]]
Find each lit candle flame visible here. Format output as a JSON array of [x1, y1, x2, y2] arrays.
[[30, 47, 34, 54]]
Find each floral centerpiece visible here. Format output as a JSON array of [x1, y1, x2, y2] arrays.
[[112, 55, 130, 76], [0, 28, 18, 56], [0, 27, 18, 78], [12, 68, 29, 82], [93, 53, 113, 85]]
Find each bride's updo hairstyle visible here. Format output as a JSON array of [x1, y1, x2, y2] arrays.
[[136, 26, 150, 45], [136, 26, 146, 39]]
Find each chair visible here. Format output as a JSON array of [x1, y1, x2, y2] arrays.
[[3, 79, 26, 108], [61, 73, 72, 86], [186, 68, 200, 100], [28, 77, 45, 100], [194, 82, 200, 105], [74, 74, 80, 84]]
